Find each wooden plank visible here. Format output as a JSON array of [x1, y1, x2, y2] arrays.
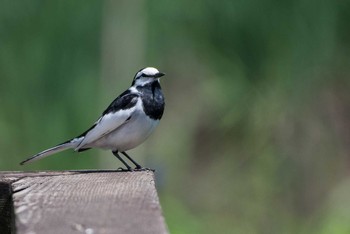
[[0, 170, 168, 234]]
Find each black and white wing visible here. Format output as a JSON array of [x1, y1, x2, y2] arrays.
[[75, 90, 139, 150]]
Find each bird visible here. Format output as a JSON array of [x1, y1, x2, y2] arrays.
[[20, 67, 165, 171]]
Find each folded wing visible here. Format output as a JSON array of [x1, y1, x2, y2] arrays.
[[75, 91, 139, 150]]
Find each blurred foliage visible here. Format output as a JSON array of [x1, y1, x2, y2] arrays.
[[1, 0, 350, 233]]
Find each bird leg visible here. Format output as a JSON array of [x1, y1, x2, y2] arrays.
[[121, 152, 142, 169], [121, 152, 155, 171], [112, 151, 132, 171]]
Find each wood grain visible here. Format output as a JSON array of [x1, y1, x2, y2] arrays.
[[0, 170, 168, 234]]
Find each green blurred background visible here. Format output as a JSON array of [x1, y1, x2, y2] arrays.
[[1, 0, 350, 233]]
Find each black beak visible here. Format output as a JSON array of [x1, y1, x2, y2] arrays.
[[155, 72, 165, 78]]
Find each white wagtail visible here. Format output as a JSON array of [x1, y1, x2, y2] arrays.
[[20, 67, 165, 171]]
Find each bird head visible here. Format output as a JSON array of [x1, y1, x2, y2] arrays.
[[132, 67, 165, 86]]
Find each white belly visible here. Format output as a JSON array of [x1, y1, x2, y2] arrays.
[[89, 109, 159, 152]]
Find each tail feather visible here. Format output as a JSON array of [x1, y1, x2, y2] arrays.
[[20, 138, 82, 165]]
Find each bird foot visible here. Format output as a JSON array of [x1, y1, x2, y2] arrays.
[[133, 167, 155, 172], [117, 167, 155, 172], [117, 167, 133, 172]]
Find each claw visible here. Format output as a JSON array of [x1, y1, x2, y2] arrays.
[[133, 167, 155, 172], [117, 167, 133, 172]]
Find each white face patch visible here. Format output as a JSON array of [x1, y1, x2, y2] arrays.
[[133, 67, 161, 87], [134, 77, 159, 86]]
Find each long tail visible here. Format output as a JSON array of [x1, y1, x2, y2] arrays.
[[20, 138, 83, 165]]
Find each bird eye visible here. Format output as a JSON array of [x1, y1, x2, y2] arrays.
[[141, 73, 153, 78]]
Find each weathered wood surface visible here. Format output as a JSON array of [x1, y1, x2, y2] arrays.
[[0, 170, 168, 234]]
